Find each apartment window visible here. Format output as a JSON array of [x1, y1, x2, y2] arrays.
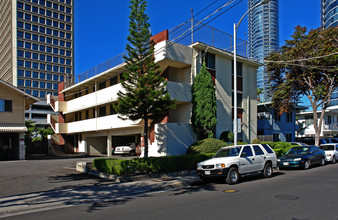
[[46, 37, 52, 44], [47, 74, 52, 80], [46, 56, 52, 62], [53, 39, 58, 45], [32, 15, 38, 22], [47, 83, 52, 89], [286, 133, 292, 142], [66, 0, 71, 5], [66, 7, 71, 13], [39, 0, 45, 5], [60, 67, 65, 73], [60, 76, 64, 81], [273, 110, 281, 121], [32, 34, 38, 41], [47, 64, 52, 71], [33, 81, 38, 88], [25, 80, 31, 87], [18, 60, 24, 67], [32, 62, 38, 69], [53, 57, 58, 63], [33, 90, 38, 97], [24, 32, 32, 40], [40, 73, 45, 79], [66, 50, 71, 56], [53, 66, 59, 72], [327, 115, 332, 124], [40, 45, 45, 51], [60, 32, 65, 38], [46, 19, 52, 26], [53, 75, 58, 81], [17, 22, 24, 28], [286, 112, 293, 122], [99, 106, 106, 117], [110, 76, 118, 86], [59, 15, 65, 21], [60, 49, 65, 55], [53, 48, 58, 54], [66, 33, 71, 39], [232, 61, 243, 77], [86, 110, 89, 119], [66, 42, 71, 48], [53, 83, 58, 90], [26, 90, 31, 94], [39, 26, 45, 33], [25, 14, 31, 21], [25, 23, 31, 30], [40, 82, 45, 88], [53, 3, 58, 9], [273, 133, 280, 142], [17, 31, 23, 38], [66, 59, 71, 65], [66, 16, 71, 22], [46, 10, 51, 17], [25, 4, 31, 11], [40, 63, 45, 70], [0, 100, 13, 112], [40, 91, 45, 98], [46, 1, 52, 7], [40, 36, 45, 42], [33, 72, 38, 78], [18, 70, 24, 76], [232, 92, 243, 108], [18, 2, 24, 9], [18, 79, 24, 86], [53, 30, 58, 36], [32, 43, 38, 50], [18, 51, 24, 57], [60, 58, 65, 64], [18, 12, 23, 18], [32, 6, 38, 12], [33, 53, 38, 59], [53, 21, 58, 28], [39, 8, 45, 15], [25, 71, 31, 77], [60, 40, 65, 46], [25, 61, 31, 68], [32, 25, 38, 31], [110, 105, 116, 115], [53, 12, 58, 19], [46, 47, 52, 52], [60, 5, 65, 11], [18, 41, 24, 47]]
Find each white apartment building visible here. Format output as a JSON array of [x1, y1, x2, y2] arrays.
[[297, 107, 338, 138], [47, 31, 260, 157]]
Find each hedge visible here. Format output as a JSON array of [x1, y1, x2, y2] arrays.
[[93, 154, 214, 176], [261, 142, 294, 157]]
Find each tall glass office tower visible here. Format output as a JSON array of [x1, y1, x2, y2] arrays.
[[0, 0, 74, 99], [321, 0, 337, 107], [247, 0, 279, 101], [321, 0, 338, 28]]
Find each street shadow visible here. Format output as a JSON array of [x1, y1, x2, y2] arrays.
[[0, 173, 209, 214]]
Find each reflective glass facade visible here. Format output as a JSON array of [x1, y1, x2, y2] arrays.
[[321, 0, 338, 28], [248, 0, 279, 101]]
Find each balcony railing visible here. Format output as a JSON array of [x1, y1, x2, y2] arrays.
[[76, 19, 247, 84]]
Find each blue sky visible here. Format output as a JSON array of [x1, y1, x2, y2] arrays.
[[74, 0, 321, 78]]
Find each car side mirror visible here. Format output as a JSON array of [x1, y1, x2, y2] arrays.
[[241, 152, 247, 157]]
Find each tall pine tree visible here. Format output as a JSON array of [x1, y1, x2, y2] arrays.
[[115, 0, 176, 157], [192, 61, 217, 139]]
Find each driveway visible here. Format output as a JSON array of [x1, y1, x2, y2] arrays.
[[0, 156, 119, 197]]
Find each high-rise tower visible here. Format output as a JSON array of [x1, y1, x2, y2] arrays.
[[321, 0, 338, 28], [0, 0, 74, 99], [248, 0, 279, 101]]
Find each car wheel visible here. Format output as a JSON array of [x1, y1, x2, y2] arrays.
[[226, 167, 239, 185], [304, 160, 310, 170], [263, 163, 273, 178], [320, 157, 325, 166], [129, 150, 136, 156], [332, 156, 336, 164]]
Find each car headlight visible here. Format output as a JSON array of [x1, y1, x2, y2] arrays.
[[293, 158, 302, 161], [215, 163, 225, 168], [277, 159, 281, 162], [197, 164, 202, 169]]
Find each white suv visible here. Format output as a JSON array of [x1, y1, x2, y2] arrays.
[[319, 144, 338, 164], [197, 144, 277, 184]]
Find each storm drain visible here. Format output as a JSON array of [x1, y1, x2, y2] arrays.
[[275, 195, 298, 200]]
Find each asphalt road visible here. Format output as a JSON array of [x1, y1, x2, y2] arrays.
[[0, 155, 133, 197], [4, 162, 338, 220]]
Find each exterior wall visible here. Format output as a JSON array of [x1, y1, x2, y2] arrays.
[[214, 55, 232, 138], [169, 103, 191, 124], [242, 64, 258, 143], [0, 0, 13, 84], [149, 123, 195, 156], [0, 84, 25, 124], [86, 136, 106, 156]]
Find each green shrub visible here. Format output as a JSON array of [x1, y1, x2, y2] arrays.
[[93, 154, 214, 176], [251, 138, 261, 144], [261, 142, 293, 157], [187, 138, 226, 154]]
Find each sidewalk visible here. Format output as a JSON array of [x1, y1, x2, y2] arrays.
[[0, 173, 202, 218]]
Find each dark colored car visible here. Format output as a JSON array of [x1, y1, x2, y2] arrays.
[[277, 146, 325, 169]]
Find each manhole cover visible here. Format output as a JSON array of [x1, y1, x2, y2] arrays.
[[223, 189, 239, 193], [275, 195, 298, 200]]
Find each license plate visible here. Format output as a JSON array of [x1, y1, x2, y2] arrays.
[[205, 171, 211, 175], [283, 162, 289, 166]]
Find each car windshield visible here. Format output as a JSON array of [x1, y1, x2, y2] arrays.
[[214, 147, 241, 158], [287, 147, 309, 155], [320, 145, 334, 151]]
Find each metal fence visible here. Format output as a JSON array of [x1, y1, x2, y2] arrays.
[[76, 19, 247, 84]]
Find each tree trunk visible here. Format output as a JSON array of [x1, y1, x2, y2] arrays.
[[143, 115, 148, 158]]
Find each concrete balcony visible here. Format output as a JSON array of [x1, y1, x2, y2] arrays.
[[155, 40, 193, 66], [323, 124, 338, 131], [50, 114, 142, 134], [47, 94, 67, 112], [166, 81, 191, 103]]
